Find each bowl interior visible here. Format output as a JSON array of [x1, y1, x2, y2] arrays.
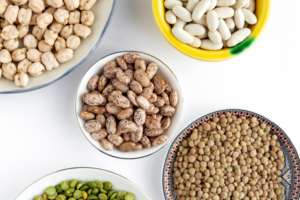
[[152, 0, 271, 61], [162, 109, 300, 200], [16, 168, 151, 200], [76, 51, 183, 159], [0, 0, 116, 94]]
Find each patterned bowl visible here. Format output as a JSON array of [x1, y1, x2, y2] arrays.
[[152, 0, 271, 62], [162, 109, 300, 200]]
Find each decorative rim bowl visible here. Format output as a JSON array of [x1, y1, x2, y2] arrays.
[[162, 109, 300, 200], [152, 0, 271, 62]]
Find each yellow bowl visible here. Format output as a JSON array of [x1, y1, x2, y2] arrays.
[[152, 0, 271, 62]]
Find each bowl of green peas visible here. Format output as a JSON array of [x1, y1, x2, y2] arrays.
[[16, 167, 151, 200]]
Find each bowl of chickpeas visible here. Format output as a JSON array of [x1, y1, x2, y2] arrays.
[[162, 109, 300, 200], [0, 0, 116, 94]]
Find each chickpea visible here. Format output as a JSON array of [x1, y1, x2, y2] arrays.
[[49, 21, 65, 33], [29, 13, 40, 25], [12, 0, 29, 5], [3, 38, 19, 52], [28, 0, 45, 13], [54, 8, 69, 24], [41, 51, 59, 70], [0, 49, 12, 63], [60, 25, 74, 39], [14, 71, 29, 87], [55, 48, 73, 63], [64, 0, 79, 10], [2, 62, 17, 80], [43, 29, 58, 45], [32, 25, 46, 40], [38, 40, 53, 52], [46, 0, 63, 8], [66, 35, 80, 50], [17, 24, 29, 38], [28, 61, 45, 76], [18, 8, 32, 26], [74, 24, 90, 39], [54, 37, 66, 51], [24, 34, 38, 49], [69, 10, 80, 24], [0, 0, 8, 15], [79, 0, 96, 10], [5, 5, 19, 24], [1, 25, 19, 40], [81, 10, 94, 26], [26, 48, 42, 62], [17, 58, 32, 73], [0, 19, 10, 28], [44, 7, 56, 15], [36, 13, 53, 29]]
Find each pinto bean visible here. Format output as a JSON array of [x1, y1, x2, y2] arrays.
[[112, 78, 129, 93], [140, 135, 151, 148], [140, 87, 153, 99], [79, 111, 95, 120], [152, 135, 168, 146], [134, 108, 146, 126], [119, 141, 136, 152], [83, 93, 104, 106], [134, 69, 150, 87], [106, 115, 116, 134], [123, 52, 141, 64], [131, 125, 143, 143], [161, 117, 171, 130], [136, 95, 150, 109], [165, 83, 172, 95], [116, 56, 127, 70], [127, 90, 139, 107], [146, 62, 158, 80], [105, 102, 122, 115], [153, 113, 163, 122], [102, 84, 115, 98], [98, 75, 108, 92], [124, 69, 134, 80], [145, 115, 161, 129], [119, 119, 138, 132], [129, 80, 142, 94], [104, 66, 122, 79], [148, 93, 157, 103], [108, 90, 122, 102], [96, 114, 106, 127], [87, 75, 99, 90], [154, 96, 165, 107], [134, 58, 146, 71], [144, 128, 164, 137], [161, 92, 170, 105], [87, 106, 106, 115], [100, 138, 113, 151], [84, 120, 101, 133], [134, 143, 143, 151], [107, 134, 124, 146], [91, 128, 107, 141], [112, 94, 131, 108], [116, 70, 130, 84], [160, 105, 176, 117], [153, 74, 166, 94], [122, 132, 131, 141], [117, 108, 133, 120], [145, 104, 159, 115], [170, 90, 179, 107]]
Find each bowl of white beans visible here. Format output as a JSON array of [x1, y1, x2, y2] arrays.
[[152, 0, 271, 62], [0, 0, 116, 94]]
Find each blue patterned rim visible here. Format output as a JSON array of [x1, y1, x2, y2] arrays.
[[162, 109, 300, 200], [0, 0, 117, 94]]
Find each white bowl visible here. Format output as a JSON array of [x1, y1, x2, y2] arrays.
[[0, 0, 116, 94], [75, 51, 183, 159], [15, 167, 151, 200]]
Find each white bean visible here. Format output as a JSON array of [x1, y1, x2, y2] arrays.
[[214, 7, 234, 19], [2, 62, 16, 80], [164, 0, 183, 9], [192, 0, 210, 21], [186, 0, 199, 12], [197, 29, 208, 39], [207, 0, 217, 11], [193, 15, 207, 27], [231, 0, 246, 9], [165, 10, 177, 25], [208, 30, 222, 44], [217, 0, 236, 7], [218, 19, 231, 40], [248, 0, 255, 12], [206, 10, 218, 31], [225, 17, 235, 29], [235, 9, 244, 29], [227, 28, 250, 47], [200, 39, 223, 50], [14, 71, 29, 87], [188, 36, 201, 47], [174, 19, 186, 29], [242, 8, 257, 24], [172, 5, 192, 22], [172, 27, 194, 44], [184, 23, 205, 36], [28, 62, 45, 76], [244, 0, 250, 8]]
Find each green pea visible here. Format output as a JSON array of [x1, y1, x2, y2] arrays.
[[109, 193, 116, 200], [80, 186, 89, 191], [45, 186, 56, 196], [70, 180, 79, 188], [56, 185, 64, 194], [92, 188, 100, 195], [34, 196, 43, 200], [95, 181, 103, 189], [88, 181, 97, 189], [107, 191, 114, 198], [98, 194, 107, 200], [117, 191, 127, 200], [60, 181, 70, 191], [48, 192, 58, 200], [65, 187, 75, 194], [87, 189, 93, 195], [86, 194, 98, 200], [124, 193, 134, 200], [55, 194, 66, 200], [76, 182, 85, 190], [103, 182, 112, 191], [100, 189, 107, 194], [73, 190, 83, 199], [68, 198, 76, 200], [64, 193, 73, 198]]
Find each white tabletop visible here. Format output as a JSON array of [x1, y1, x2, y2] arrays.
[[1, 0, 300, 199]]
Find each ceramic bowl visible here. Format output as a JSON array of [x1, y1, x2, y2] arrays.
[[162, 109, 300, 200], [152, 0, 271, 62], [15, 167, 151, 200], [75, 51, 183, 159], [0, 0, 116, 94]]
